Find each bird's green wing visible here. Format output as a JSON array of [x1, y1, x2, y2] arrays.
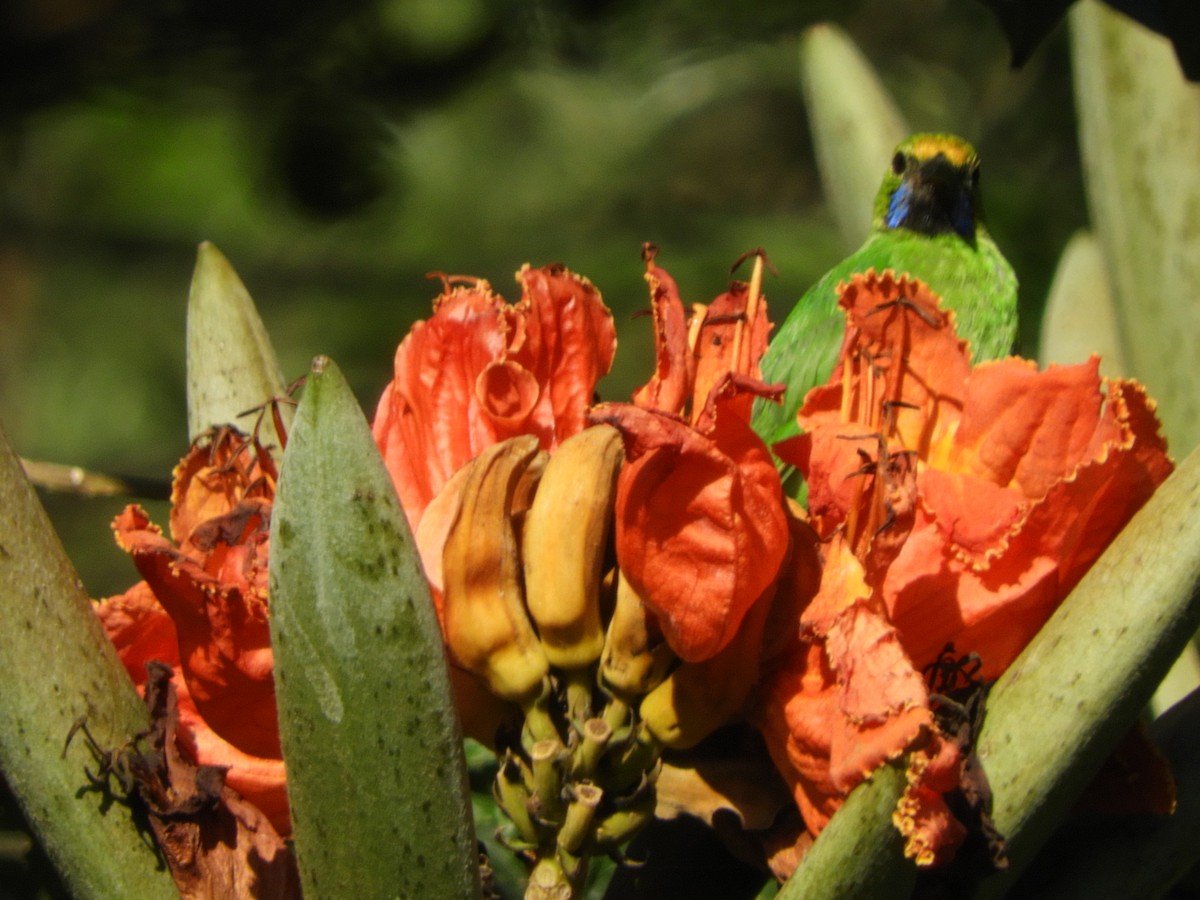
[[753, 253, 861, 449]]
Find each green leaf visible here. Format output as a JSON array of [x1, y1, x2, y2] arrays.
[[1037, 230, 1126, 378], [972, 441, 1200, 895], [0, 424, 176, 899], [1070, 0, 1200, 455], [186, 241, 290, 449], [268, 355, 480, 899], [799, 23, 909, 251], [776, 762, 915, 900]]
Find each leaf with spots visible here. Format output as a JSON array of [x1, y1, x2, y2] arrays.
[[269, 356, 479, 898]]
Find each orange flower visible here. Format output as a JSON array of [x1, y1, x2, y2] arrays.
[[96, 427, 289, 836], [592, 248, 789, 663], [372, 264, 616, 531], [756, 271, 1172, 866]]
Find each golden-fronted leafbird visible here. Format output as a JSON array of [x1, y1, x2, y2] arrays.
[[753, 133, 1018, 449]]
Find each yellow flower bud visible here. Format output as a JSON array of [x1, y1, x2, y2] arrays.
[[523, 425, 624, 671], [442, 436, 549, 704], [600, 570, 675, 698]]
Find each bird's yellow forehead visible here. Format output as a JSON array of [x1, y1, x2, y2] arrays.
[[906, 135, 975, 167]]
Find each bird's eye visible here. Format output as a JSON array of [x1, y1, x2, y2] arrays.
[[891, 151, 905, 175]]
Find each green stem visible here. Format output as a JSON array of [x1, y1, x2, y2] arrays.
[[972, 443, 1200, 895]]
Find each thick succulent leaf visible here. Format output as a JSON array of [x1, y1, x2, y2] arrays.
[[268, 356, 479, 899], [186, 241, 291, 449], [972, 442, 1200, 895], [798, 23, 909, 251], [0, 424, 176, 899], [1070, 1, 1200, 454], [1038, 230, 1126, 378], [776, 762, 915, 900]]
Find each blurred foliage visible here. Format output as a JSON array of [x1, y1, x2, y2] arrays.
[[0, 0, 1087, 603]]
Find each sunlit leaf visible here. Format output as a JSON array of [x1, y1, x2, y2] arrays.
[[1070, 0, 1200, 454], [1038, 230, 1126, 378], [798, 23, 909, 251], [0, 423, 176, 899], [186, 241, 291, 449], [268, 356, 479, 898]]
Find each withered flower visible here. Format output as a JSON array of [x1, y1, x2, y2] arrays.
[[96, 427, 289, 837]]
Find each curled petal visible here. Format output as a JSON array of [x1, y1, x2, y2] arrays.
[[936, 357, 1110, 499], [690, 280, 773, 424], [632, 255, 694, 416], [594, 392, 787, 662], [803, 537, 932, 790], [756, 644, 843, 835], [829, 270, 972, 454], [372, 284, 511, 527], [96, 581, 181, 679], [886, 373, 1172, 679], [374, 267, 615, 529], [170, 427, 277, 546], [114, 504, 279, 760], [172, 669, 290, 837], [96, 592, 289, 837], [894, 736, 967, 867], [477, 360, 540, 427], [514, 263, 617, 441]]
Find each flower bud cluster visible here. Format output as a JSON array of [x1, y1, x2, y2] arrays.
[[436, 425, 677, 898]]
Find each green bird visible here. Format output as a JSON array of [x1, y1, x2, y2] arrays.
[[753, 133, 1018, 451]]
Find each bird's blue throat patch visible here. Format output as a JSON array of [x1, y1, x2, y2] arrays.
[[884, 180, 976, 243]]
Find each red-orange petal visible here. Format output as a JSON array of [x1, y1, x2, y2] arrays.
[[632, 256, 694, 416], [171, 669, 290, 837], [755, 643, 843, 835], [894, 736, 968, 867], [690, 281, 773, 423], [802, 537, 932, 790], [514, 263, 617, 442], [373, 283, 511, 528], [170, 428, 277, 546], [477, 360, 540, 427], [594, 393, 788, 662], [114, 504, 280, 760], [373, 267, 615, 530], [96, 580, 181, 681]]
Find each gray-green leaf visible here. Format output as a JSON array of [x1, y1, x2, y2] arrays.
[[268, 355, 479, 899], [1070, 0, 1200, 455], [0, 423, 176, 899], [799, 23, 909, 252], [186, 241, 290, 450]]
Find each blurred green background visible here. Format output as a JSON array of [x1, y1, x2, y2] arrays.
[[0, 0, 1087, 603]]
